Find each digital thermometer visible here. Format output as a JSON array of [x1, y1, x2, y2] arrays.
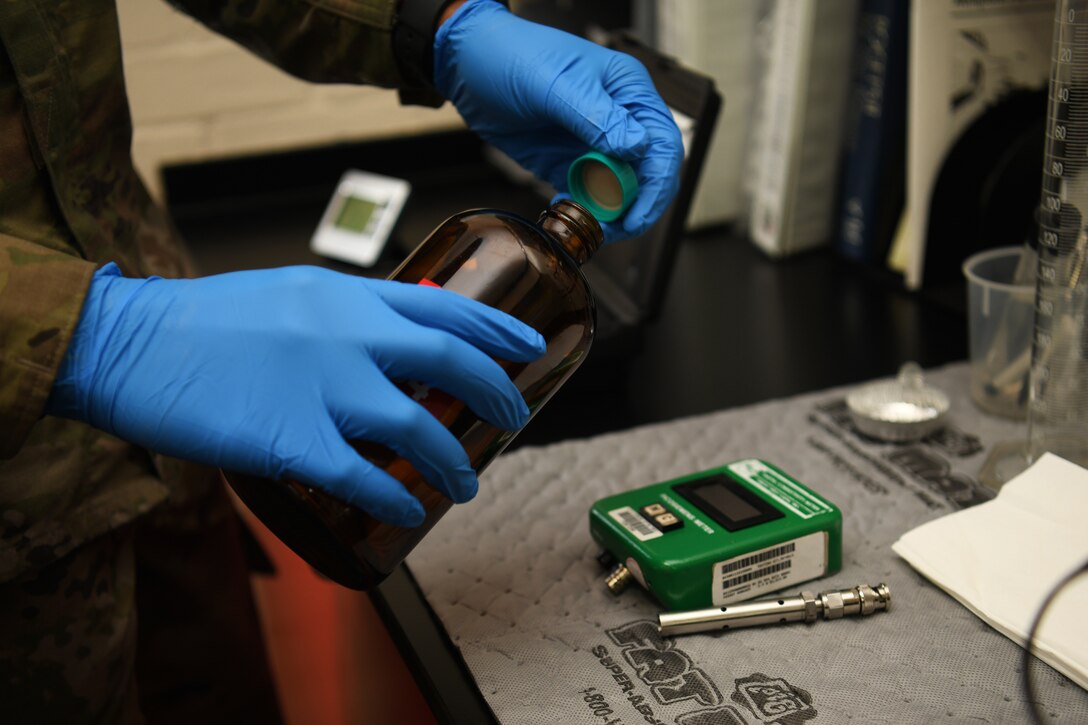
[[310, 169, 410, 268], [589, 460, 842, 611]]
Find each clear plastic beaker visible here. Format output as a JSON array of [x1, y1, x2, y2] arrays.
[[963, 246, 1036, 419]]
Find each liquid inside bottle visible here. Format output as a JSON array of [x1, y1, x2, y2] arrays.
[[224, 199, 602, 588]]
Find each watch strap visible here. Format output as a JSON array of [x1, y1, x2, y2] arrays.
[[392, 0, 508, 107]]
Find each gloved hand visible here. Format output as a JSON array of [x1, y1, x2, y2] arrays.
[[434, 0, 683, 243], [47, 263, 545, 528]]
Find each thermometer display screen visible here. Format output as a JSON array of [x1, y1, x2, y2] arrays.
[[335, 196, 380, 233]]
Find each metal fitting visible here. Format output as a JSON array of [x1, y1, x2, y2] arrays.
[[659, 583, 892, 637], [605, 564, 633, 595], [800, 591, 819, 623]]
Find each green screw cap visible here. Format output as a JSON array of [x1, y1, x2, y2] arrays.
[[567, 152, 639, 223]]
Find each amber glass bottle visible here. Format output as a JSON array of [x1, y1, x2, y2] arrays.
[[225, 199, 602, 588]]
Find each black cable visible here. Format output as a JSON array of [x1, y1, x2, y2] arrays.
[[1021, 557, 1088, 723]]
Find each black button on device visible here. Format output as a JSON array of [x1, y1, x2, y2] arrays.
[[640, 504, 683, 532]]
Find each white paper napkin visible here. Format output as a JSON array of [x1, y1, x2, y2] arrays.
[[892, 453, 1088, 689]]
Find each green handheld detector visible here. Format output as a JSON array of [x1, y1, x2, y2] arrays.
[[589, 459, 843, 611]]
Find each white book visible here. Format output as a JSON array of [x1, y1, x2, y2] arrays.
[[657, 0, 762, 227], [747, 0, 860, 258]]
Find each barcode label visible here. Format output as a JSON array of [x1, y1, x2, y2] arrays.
[[712, 532, 828, 606], [720, 543, 796, 575], [608, 507, 662, 542], [721, 561, 792, 590]]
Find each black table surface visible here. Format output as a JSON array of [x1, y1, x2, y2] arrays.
[[167, 132, 968, 723]]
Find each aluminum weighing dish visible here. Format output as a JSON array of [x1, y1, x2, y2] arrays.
[[846, 363, 950, 442]]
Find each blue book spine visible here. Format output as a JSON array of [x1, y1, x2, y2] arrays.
[[836, 0, 908, 264]]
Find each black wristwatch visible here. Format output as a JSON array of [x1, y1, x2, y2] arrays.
[[392, 0, 507, 107]]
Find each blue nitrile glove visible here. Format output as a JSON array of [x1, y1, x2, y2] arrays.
[[434, 0, 683, 243], [47, 263, 545, 527]]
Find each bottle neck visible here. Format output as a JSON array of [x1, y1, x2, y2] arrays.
[[538, 200, 603, 266]]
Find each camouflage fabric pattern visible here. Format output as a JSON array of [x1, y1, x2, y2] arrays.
[[0, 0, 190, 584], [172, 0, 406, 87], [0, 472, 283, 725], [0, 525, 143, 724], [0, 0, 405, 717], [0, 0, 406, 579]]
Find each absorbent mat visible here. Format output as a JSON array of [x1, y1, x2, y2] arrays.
[[409, 363, 1088, 723]]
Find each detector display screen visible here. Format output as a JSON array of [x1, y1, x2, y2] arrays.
[[673, 473, 784, 532], [335, 196, 380, 233]]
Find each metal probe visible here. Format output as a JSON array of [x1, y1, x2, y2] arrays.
[[658, 583, 891, 637]]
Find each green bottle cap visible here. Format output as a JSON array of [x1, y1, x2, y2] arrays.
[[567, 152, 639, 223]]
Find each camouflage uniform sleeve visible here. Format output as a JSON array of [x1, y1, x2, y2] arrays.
[[0, 234, 95, 458], [169, 0, 411, 88]]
